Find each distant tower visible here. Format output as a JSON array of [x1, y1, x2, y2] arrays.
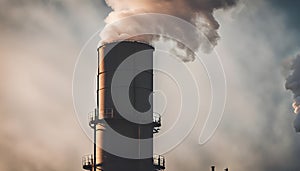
[[82, 41, 165, 171], [211, 165, 229, 171]]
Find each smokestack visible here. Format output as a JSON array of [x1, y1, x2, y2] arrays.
[[98, 41, 154, 171], [211, 166, 215, 171], [225, 168, 229, 171], [82, 41, 164, 171], [285, 54, 300, 132]]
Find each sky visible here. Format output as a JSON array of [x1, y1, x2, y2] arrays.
[[1, 0, 300, 171]]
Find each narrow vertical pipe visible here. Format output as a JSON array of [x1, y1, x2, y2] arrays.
[[93, 114, 96, 171], [94, 47, 100, 171]]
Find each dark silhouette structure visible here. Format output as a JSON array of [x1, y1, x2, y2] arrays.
[[82, 41, 165, 171], [211, 166, 229, 171]]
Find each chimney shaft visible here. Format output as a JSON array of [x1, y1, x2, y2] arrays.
[[97, 41, 154, 171], [211, 166, 215, 171]]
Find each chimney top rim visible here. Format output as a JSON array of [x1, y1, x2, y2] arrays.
[[98, 40, 154, 50]]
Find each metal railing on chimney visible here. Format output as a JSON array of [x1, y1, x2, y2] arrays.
[[88, 108, 114, 128], [153, 155, 165, 171], [82, 154, 93, 170], [153, 112, 162, 133]]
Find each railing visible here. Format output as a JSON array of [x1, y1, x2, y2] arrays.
[[153, 155, 165, 170], [88, 111, 96, 124], [88, 108, 114, 128], [82, 154, 93, 170], [153, 112, 161, 133], [153, 112, 161, 126]]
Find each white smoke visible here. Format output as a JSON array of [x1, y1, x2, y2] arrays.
[[101, 0, 238, 61], [285, 54, 300, 132]]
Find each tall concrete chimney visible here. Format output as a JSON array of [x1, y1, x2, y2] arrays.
[[82, 41, 165, 171], [211, 166, 216, 171]]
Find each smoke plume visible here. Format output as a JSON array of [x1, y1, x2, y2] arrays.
[[285, 54, 300, 132], [101, 0, 238, 61]]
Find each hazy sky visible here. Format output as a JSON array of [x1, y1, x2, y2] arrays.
[[1, 0, 300, 171]]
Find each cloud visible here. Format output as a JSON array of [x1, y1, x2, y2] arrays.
[[0, 0, 108, 170], [162, 0, 300, 170]]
